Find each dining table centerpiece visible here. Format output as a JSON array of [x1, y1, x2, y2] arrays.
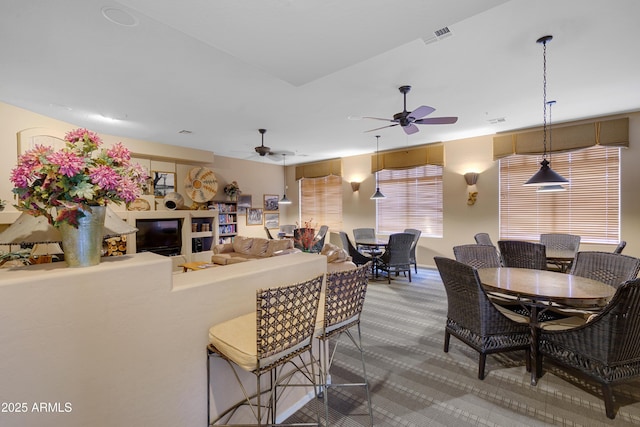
[[10, 128, 148, 267], [294, 219, 319, 252]]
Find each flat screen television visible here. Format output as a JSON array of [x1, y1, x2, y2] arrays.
[[135, 218, 182, 256]]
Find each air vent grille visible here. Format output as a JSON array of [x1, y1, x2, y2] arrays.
[[422, 26, 453, 45]]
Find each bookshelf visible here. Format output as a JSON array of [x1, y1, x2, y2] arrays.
[[210, 200, 238, 244]]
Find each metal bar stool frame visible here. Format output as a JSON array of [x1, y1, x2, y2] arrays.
[[317, 263, 374, 426], [207, 275, 324, 426]]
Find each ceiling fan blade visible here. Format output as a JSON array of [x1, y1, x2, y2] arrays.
[[415, 116, 458, 125], [362, 116, 396, 122], [403, 124, 420, 135], [408, 105, 435, 120], [364, 123, 399, 133]]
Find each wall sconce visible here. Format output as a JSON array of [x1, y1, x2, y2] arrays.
[[350, 182, 360, 192], [464, 172, 479, 205]]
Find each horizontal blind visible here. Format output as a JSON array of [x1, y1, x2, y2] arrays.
[[377, 165, 443, 237], [300, 175, 343, 231], [500, 146, 619, 243]]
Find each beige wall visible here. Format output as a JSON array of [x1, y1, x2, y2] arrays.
[[1, 102, 638, 265]]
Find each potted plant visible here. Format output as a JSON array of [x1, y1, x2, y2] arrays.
[[224, 181, 240, 201], [9, 128, 148, 266]]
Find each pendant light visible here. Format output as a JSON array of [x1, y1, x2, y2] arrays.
[[537, 100, 567, 193], [279, 153, 292, 205], [524, 35, 569, 187], [370, 135, 385, 199]]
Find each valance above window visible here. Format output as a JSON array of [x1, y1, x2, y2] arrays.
[[295, 158, 342, 180], [493, 117, 628, 160], [371, 144, 444, 173]]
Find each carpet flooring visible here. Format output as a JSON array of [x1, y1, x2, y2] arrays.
[[286, 268, 640, 427]]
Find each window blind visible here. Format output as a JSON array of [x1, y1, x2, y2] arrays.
[[499, 146, 620, 243], [377, 165, 443, 237], [300, 175, 343, 231]]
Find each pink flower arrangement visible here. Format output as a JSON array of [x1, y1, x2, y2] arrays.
[[10, 128, 149, 227]]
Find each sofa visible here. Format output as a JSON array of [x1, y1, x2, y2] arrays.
[[211, 236, 299, 265]]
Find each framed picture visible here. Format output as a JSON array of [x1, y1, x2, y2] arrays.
[[263, 194, 279, 211], [264, 212, 279, 229], [246, 208, 263, 225], [237, 194, 252, 215], [152, 171, 176, 198]]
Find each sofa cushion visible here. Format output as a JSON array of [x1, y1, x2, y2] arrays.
[[266, 239, 294, 256], [321, 243, 349, 263], [233, 236, 254, 255], [249, 238, 270, 257]]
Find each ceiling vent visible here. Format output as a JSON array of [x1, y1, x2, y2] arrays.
[[422, 27, 453, 45], [487, 117, 506, 124], [178, 130, 193, 135]]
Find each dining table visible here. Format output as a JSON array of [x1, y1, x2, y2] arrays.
[[477, 267, 615, 385], [355, 237, 388, 277]]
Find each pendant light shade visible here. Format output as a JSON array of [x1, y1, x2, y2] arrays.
[[279, 153, 292, 205], [537, 184, 566, 193], [370, 135, 385, 200], [524, 159, 568, 186], [524, 35, 569, 187]]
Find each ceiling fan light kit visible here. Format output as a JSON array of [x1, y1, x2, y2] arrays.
[[363, 85, 458, 135]]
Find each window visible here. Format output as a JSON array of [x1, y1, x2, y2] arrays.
[[300, 175, 343, 231], [500, 146, 620, 243], [376, 165, 443, 237]]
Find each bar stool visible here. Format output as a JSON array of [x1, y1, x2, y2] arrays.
[[207, 275, 324, 426], [317, 263, 374, 426]]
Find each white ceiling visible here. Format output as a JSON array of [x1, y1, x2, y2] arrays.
[[1, 0, 639, 165]]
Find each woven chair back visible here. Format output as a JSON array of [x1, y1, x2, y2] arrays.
[[353, 228, 376, 241], [338, 231, 372, 266], [256, 275, 323, 370], [570, 251, 640, 288], [498, 240, 547, 270], [614, 241, 627, 254], [540, 233, 581, 253], [381, 233, 414, 266], [474, 233, 494, 246], [322, 262, 371, 338], [434, 257, 530, 336], [453, 244, 501, 269]]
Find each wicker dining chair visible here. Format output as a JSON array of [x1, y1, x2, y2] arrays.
[[338, 231, 373, 267], [317, 262, 373, 426], [207, 275, 324, 426], [613, 241, 627, 254], [540, 233, 581, 271], [498, 240, 547, 270], [539, 277, 640, 419], [474, 233, 495, 246], [403, 228, 422, 273], [570, 251, 640, 288], [376, 233, 414, 284], [311, 225, 329, 253], [453, 244, 501, 269], [434, 257, 531, 379], [264, 226, 275, 240]]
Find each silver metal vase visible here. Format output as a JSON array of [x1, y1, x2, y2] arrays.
[[58, 206, 106, 267]]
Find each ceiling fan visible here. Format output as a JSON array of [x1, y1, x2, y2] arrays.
[[253, 129, 295, 161], [255, 128, 271, 156], [363, 85, 458, 135]]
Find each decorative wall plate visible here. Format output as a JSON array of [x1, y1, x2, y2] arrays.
[[184, 167, 218, 203]]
